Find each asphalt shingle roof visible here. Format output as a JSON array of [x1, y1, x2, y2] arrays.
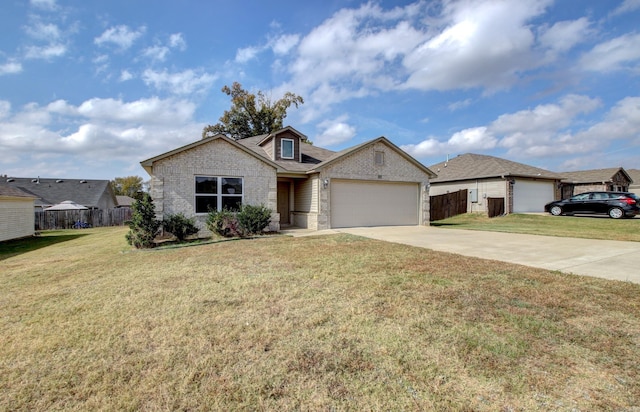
[[558, 167, 630, 184], [429, 153, 561, 183], [0, 184, 37, 198], [4, 177, 113, 208]]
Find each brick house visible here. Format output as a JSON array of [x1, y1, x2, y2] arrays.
[[141, 126, 436, 234], [558, 167, 633, 199]]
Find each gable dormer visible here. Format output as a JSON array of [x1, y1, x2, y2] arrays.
[[258, 126, 305, 162]]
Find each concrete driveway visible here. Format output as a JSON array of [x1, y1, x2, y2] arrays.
[[288, 226, 640, 284]]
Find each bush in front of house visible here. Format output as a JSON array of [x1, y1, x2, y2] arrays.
[[236, 204, 272, 235], [206, 204, 272, 237], [206, 208, 243, 237], [126, 193, 161, 248], [163, 213, 199, 241]]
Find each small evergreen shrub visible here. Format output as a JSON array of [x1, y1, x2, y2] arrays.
[[237, 204, 272, 235], [163, 213, 199, 241], [206, 208, 242, 237], [126, 193, 161, 248]]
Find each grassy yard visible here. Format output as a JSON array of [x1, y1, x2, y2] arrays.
[[432, 213, 640, 242], [1, 228, 639, 411]]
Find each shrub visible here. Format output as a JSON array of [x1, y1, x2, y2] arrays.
[[163, 213, 199, 241], [126, 193, 161, 248], [206, 208, 242, 237], [237, 204, 273, 235]]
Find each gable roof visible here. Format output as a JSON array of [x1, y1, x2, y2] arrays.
[[558, 167, 632, 184], [429, 153, 561, 183], [309, 136, 437, 177], [116, 195, 136, 207], [4, 177, 115, 208], [141, 126, 434, 177], [0, 183, 37, 199], [627, 169, 640, 185], [140, 133, 283, 174]]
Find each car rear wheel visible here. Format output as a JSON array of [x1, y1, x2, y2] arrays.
[[609, 207, 624, 219], [550, 206, 563, 216]]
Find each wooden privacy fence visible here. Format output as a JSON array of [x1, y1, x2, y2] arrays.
[[430, 189, 468, 221], [487, 198, 505, 218], [35, 208, 132, 230]]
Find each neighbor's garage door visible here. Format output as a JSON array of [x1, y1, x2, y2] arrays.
[[513, 180, 555, 213], [330, 179, 419, 228]]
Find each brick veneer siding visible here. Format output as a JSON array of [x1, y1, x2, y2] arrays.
[[148, 139, 279, 235], [317, 141, 431, 229]]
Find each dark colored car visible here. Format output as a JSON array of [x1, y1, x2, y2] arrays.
[[545, 191, 640, 219]]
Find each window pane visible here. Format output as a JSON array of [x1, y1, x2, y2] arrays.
[[196, 176, 217, 194], [221, 196, 242, 211], [196, 196, 217, 213], [282, 139, 293, 158], [221, 177, 243, 194]]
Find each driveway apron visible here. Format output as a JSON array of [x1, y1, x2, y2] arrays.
[[332, 226, 640, 284]]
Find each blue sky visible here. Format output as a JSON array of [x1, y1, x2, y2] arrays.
[[1, 0, 639, 180]]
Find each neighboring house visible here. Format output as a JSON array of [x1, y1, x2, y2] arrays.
[[141, 126, 436, 233], [558, 168, 632, 199], [627, 169, 640, 196], [0, 184, 37, 242], [115, 195, 136, 208], [429, 153, 562, 214], [4, 177, 117, 211]]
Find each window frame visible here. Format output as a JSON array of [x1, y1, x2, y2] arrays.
[[194, 175, 244, 214], [281, 138, 295, 159], [374, 150, 385, 166]]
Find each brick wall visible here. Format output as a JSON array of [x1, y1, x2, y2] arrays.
[[318, 141, 432, 229], [148, 139, 279, 235]]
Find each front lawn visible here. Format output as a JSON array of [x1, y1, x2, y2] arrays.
[[432, 213, 640, 242], [1, 227, 639, 410]]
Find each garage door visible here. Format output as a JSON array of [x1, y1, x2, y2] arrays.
[[513, 180, 554, 213], [330, 179, 419, 228]]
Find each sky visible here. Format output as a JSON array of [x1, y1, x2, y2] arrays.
[[1, 0, 639, 180]]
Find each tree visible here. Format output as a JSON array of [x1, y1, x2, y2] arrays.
[[111, 176, 144, 200], [126, 193, 161, 249], [202, 82, 304, 140]]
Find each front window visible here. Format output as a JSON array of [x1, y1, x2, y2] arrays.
[[281, 138, 294, 159], [195, 176, 243, 213]]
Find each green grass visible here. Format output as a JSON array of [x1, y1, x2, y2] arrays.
[[1, 227, 640, 410], [432, 213, 640, 242]]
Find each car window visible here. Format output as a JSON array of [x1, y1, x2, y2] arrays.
[[592, 193, 607, 200], [571, 193, 590, 201]]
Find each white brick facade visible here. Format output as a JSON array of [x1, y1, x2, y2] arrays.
[[148, 139, 278, 235]]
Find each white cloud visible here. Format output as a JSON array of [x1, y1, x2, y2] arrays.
[[610, 0, 640, 17], [402, 0, 550, 92], [142, 68, 217, 95], [538, 17, 591, 55], [270, 34, 299, 55], [402, 94, 606, 160], [0, 96, 204, 177], [24, 43, 66, 59], [119, 70, 133, 81], [448, 98, 472, 111], [235, 46, 261, 63], [169, 33, 186, 50], [142, 45, 170, 62], [0, 61, 22, 75], [24, 21, 61, 41], [29, 0, 57, 11], [580, 33, 640, 72], [94, 25, 146, 50], [314, 116, 357, 147]]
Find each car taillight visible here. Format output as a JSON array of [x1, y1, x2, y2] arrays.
[[621, 197, 636, 205]]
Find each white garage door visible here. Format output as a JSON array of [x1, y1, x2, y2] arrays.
[[513, 180, 555, 213], [330, 179, 419, 228]]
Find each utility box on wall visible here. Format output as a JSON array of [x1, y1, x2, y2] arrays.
[[469, 188, 478, 203]]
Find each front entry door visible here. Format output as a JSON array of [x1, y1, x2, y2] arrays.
[[277, 182, 290, 225]]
